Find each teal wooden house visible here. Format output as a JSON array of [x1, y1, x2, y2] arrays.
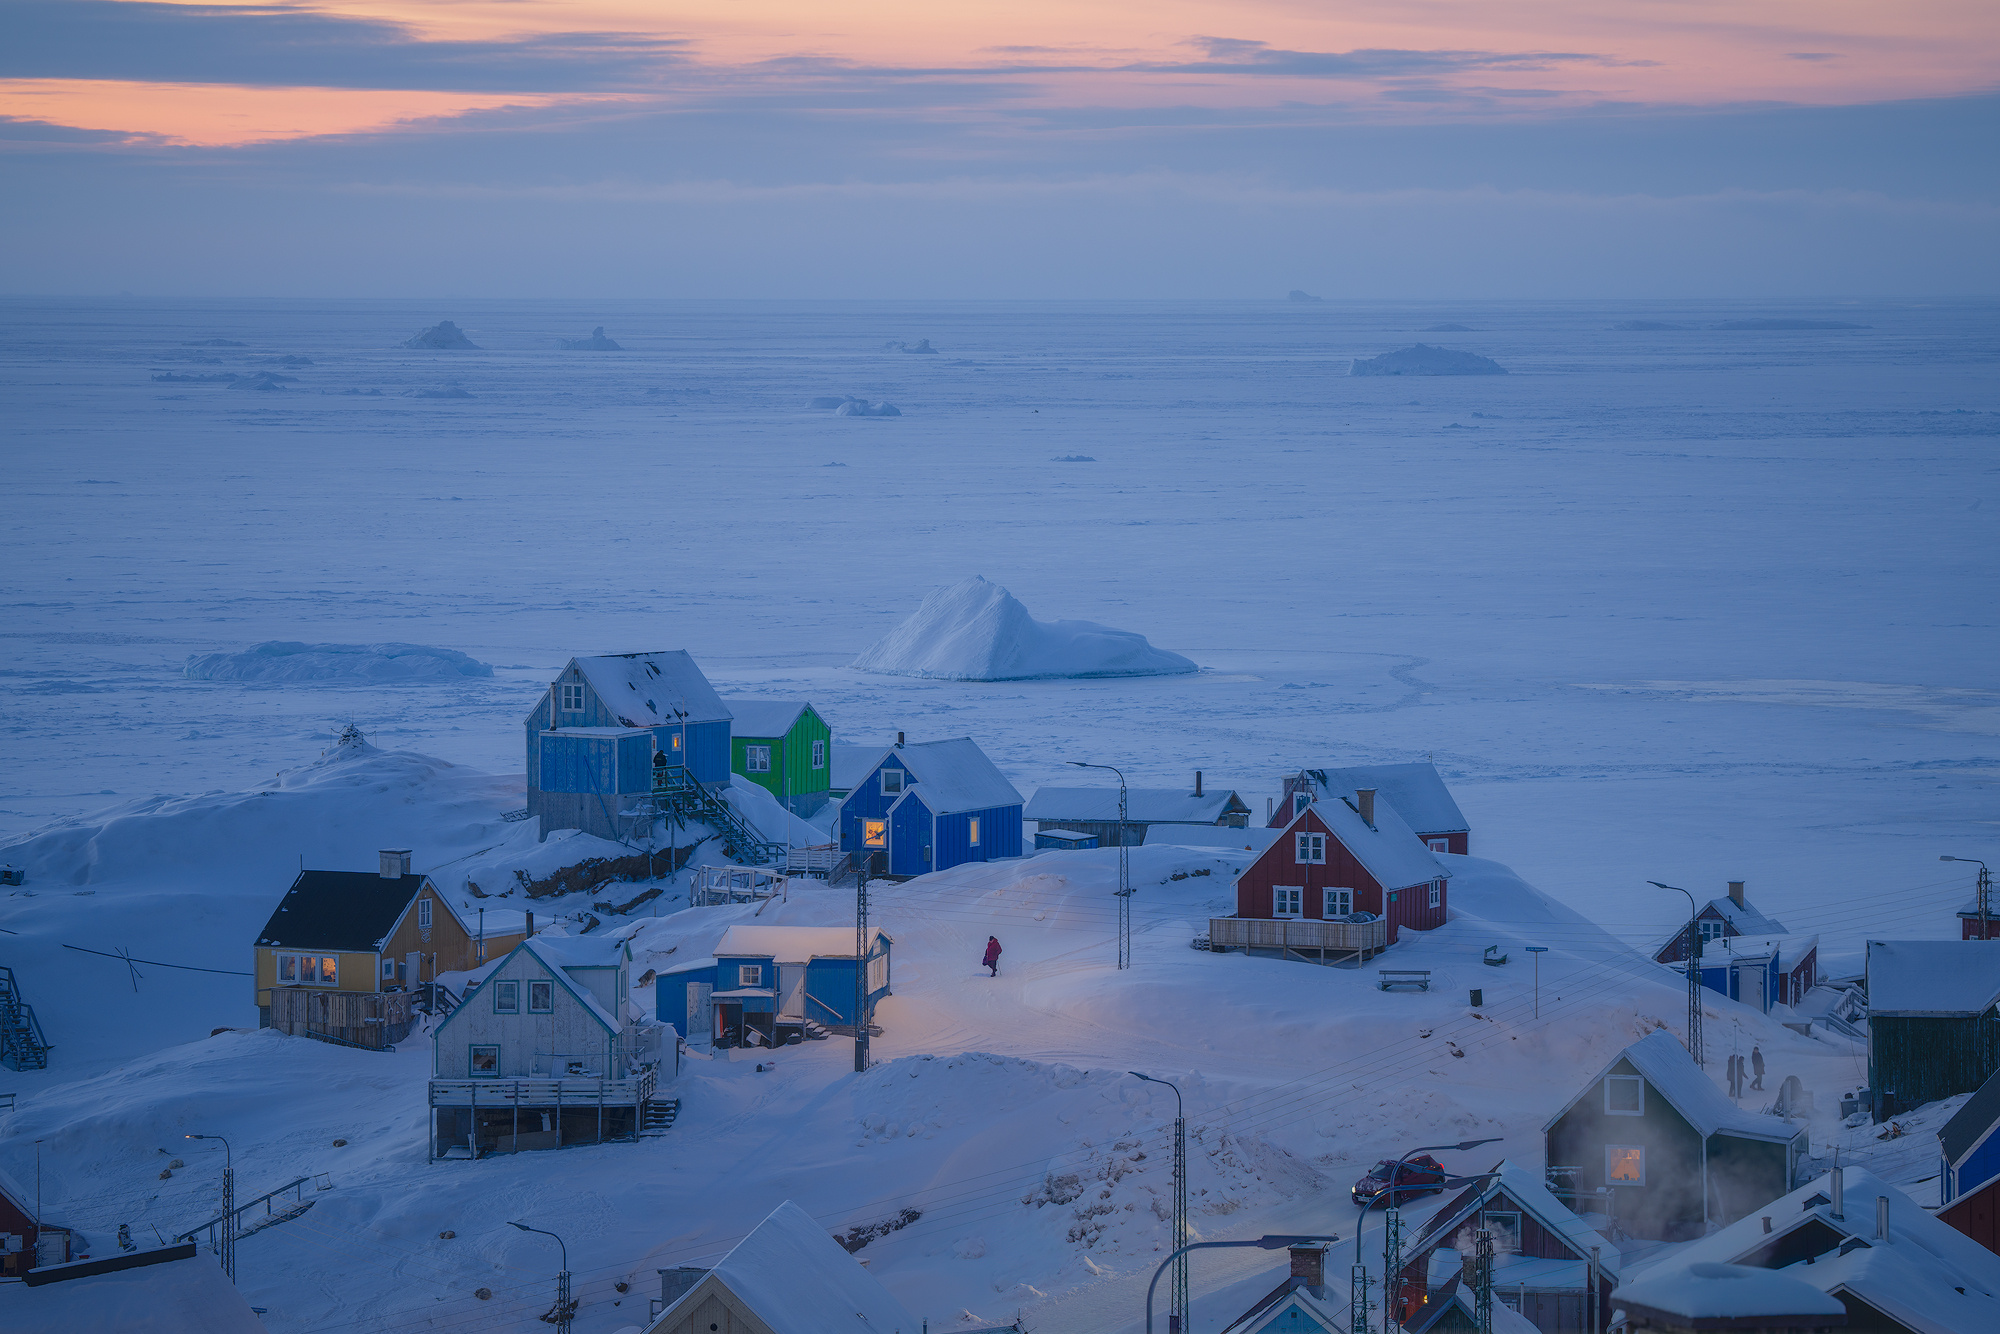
[[718, 698, 833, 816], [526, 652, 732, 842]]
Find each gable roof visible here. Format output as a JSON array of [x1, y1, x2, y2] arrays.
[[715, 925, 880, 962], [1025, 785, 1251, 825], [255, 869, 433, 951], [1262, 795, 1448, 892], [1702, 895, 1787, 937], [648, 1200, 919, 1334], [718, 697, 812, 738], [570, 652, 730, 727], [1148, 825, 1284, 853], [1665, 1167, 2000, 1333], [1543, 1029, 1803, 1144], [1942, 1065, 2000, 1169], [1300, 763, 1468, 835], [1405, 1160, 1621, 1280], [1867, 939, 2000, 1016], [830, 743, 885, 791], [442, 936, 624, 1037], [865, 738, 1023, 816]]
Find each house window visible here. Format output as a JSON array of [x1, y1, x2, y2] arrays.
[[1324, 887, 1353, 917], [1607, 1146, 1645, 1185], [1428, 881, 1442, 909], [279, 954, 337, 986], [278, 954, 296, 982], [1274, 887, 1303, 918], [1482, 1211, 1522, 1254], [470, 1045, 499, 1076], [1698, 920, 1727, 944], [969, 817, 981, 846], [746, 745, 771, 773], [882, 768, 904, 795], [1429, 838, 1450, 853], [1296, 833, 1326, 864], [1605, 1075, 1644, 1115], [739, 964, 763, 987], [382, 958, 396, 981], [812, 739, 826, 769], [560, 683, 585, 712], [671, 732, 682, 751], [528, 981, 554, 1013], [417, 898, 432, 929], [863, 819, 887, 848], [1293, 792, 1311, 816], [494, 980, 519, 1013]]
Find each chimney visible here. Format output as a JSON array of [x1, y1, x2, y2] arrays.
[[1831, 1164, 1844, 1220], [1266, 796, 1273, 822], [1728, 880, 1746, 909], [1289, 1244, 1326, 1288], [658, 1267, 705, 1310], [525, 911, 535, 938], [1357, 789, 1376, 826], [896, 731, 905, 748], [1876, 1196, 1890, 1241], [379, 849, 412, 879], [1194, 771, 1203, 798]]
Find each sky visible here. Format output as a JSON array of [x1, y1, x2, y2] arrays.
[[2, 0, 1997, 297]]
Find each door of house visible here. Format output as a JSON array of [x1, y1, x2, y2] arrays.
[[778, 965, 807, 1021], [686, 981, 712, 1045], [406, 951, 423, 987], [890, 795, 930, 876]]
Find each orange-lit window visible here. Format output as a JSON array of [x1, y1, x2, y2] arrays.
[[470, 1045, 499, 1076], [863, 819, 887, 848], [969, 818, 981, 846], [1607, 1146, 1644, 1185]]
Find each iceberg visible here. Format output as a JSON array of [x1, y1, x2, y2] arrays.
[[1350, 344, 1507, 376], [558, 327, 623, 350], [851, 576, 1197, 681], [184, 641, 494, 684]]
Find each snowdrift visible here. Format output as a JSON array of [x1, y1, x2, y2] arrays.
[[402, 320, 479, 349], [558, 326, 623, 350], [1351, 344, 1507, 376], [183, 641, 494, 684], [851, 576, 1197, 681]]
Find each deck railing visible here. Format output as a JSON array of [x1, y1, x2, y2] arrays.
[[1208, 916, 1387, 963], [428, 1065, 658, 1109], [691, 864, 790, 907]]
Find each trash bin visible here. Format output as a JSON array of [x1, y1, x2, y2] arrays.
[[1469, 988, 1483, 1008]]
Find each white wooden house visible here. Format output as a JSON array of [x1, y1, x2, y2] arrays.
[[428, 934, 671, 1159]]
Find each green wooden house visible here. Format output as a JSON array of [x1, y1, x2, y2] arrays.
[[720, 698, 833, 816]]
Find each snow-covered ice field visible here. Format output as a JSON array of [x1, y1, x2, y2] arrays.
[[1, 297, 1996, 1331]]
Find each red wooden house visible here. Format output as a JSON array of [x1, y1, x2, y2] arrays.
[[1273, 763, 1470, 855], [1215, 786, 1449, 960]]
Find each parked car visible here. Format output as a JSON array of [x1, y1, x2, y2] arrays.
[[1351, 1154, 1448, 1205]]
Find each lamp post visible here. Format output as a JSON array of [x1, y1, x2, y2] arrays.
[[509, 1221, 573, 1334], [1353, 1141, 1501, 1334], [1648, 881, 1703, 1066], [1943, 857, 1994, 939], [1069, 761, 1132, 969], [184, 1134, 235, 1282], [1145, 1234, 1342, 1334], [1131, 1072, 1189, 1332], [1524, 946, 1547, 1019]]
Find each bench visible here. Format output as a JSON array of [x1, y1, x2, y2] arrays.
[[1378, 969, 1432, 992], [1483, 946, 1508, 967]]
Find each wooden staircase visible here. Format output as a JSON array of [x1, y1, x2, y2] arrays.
[[0, 965, 51, 1071], [641, 1098, 682, 1138]]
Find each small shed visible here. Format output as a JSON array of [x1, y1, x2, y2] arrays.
[[720, 697, 834, 816], [661, 924, 891, 1048], [1940, 1065, 2000, 1254], [1544, 1030, 1807, 1242], [1035, 828, 1099, 851], [1276, 763, 1470, 854], [1866, 939, 2000, 1116], [1026, 775, 1250, 847], [0, 1171, 51, 1275], [837, 737, 1023, 877], [1682, 933, 1819, 1012]]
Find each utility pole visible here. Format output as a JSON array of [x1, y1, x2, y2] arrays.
[[1130, 1074, 1188, 1332], [855, 871, 870, 1073], [1525, 946, 1547, 1020], [1069, 761, 1131, 969], [1943, 857, 1993, 939], [509, 1221, 572, 1334], [1349, 1265, 1373, 1334], [186, 1134, 235, 1282], [1649, 882, 1703, 1065], [1381, 1207, 1402, 1334], [1471, 1229, 1493, 1334]]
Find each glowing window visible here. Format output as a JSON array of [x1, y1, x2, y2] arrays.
[[969, 817, 981, 846], [278, 954, 297, 982], [494, 981, 519, 1014], [671, 732, 682, 751], [882, 768, 904, 795], [1296, 833, 1326, 864], [1324, 887, 1353, 917], [746, 745, 771, 773], [1607, 1146, 1645, 1185], [812, 740, 825, 769], [528, 981, 554, 1013], [1274, 887, 1303, 917], [1606, 1076, 1644, 1116], [863, 819, 887, 848], [560, 683, 585, 712], [470, 1045, 499, 1076]]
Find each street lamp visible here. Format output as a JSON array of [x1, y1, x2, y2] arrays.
[[509, 1221, 573, 1334], [1069, 760, 1132, 969], [1353, 1140, 1501, 1334], [1131, 1072, 1189, 1332], [1524, 946, 1547, 1019], [1648, 881, 1703, 1066], [184, 1134, 236, 1282], [1943, 857, 1994, 939], [1145, 1234, 1342, 1334]]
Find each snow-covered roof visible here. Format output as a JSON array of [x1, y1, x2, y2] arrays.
[[1699, 933, 1819, 972], [12, 1252, 266, 1334], [1025, 785, 1250, 825], [718, 697, 811, 738], [1300, 763, 1467, 835], [1613, 1261, 1844, 1319], [570, 652, 730, 727], [652, 955, 718, 980], [650, 1200, 919, 1334], [830, 743, 885, 791], [716, 925, 874, 961], [1408, 1160, 1621, 1280], [1543, 1029, 1802, 1144], [1146, 825, 1283, 853], [1867, 939, 2000, 1016], [1942, 1066, 2000, 1170], [524, 934, 629, 971], [1664, 1167, 2000, 1333], [871, 738, 1024, 816], [1703, 894, 1787, 936], [1273, 792, 1448, 892]]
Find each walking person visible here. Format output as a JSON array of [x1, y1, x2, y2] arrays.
[[1751, 1045, 1765, 1091], [982, 935, 1002, 977]]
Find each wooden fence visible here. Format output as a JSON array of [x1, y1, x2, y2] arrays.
[[1207, 916, 1387, 966], [269, 987, 414, 1049]]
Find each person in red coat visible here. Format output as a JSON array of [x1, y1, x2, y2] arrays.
[[982, 936, 1002, 977]]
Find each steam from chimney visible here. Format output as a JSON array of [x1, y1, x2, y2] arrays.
[[1357, 788, 1376, 826], [379, 849, 412, 880], [1729, 880, 1746, 909], [1194, 770, 1203, 798], [1289, 1244, 1326, 1288]]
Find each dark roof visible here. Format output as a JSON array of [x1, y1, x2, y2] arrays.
[[255, 871, 430, 951], [1942, 1064, 2000, 1167]]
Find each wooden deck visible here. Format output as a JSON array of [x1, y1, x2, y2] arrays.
[[270, 987, 413, 1049], [1207, 916, 1387, 966], [428, 1066, 662, 1159]]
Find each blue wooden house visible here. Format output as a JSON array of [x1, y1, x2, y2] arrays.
[[836, 737, 1024, 877], [526, 652, 733, 842], [1941, 1065, 2000, 1254], [657, 925, 891, 1048]]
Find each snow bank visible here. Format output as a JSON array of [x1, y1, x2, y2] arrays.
[[558, 326, 623, 350], [851, 576, 1198, 681], [725, 775, 828, 846], [1350, 344, 1507, 376], [402, 320, 479, 349], [183, 641, 494, 683]]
